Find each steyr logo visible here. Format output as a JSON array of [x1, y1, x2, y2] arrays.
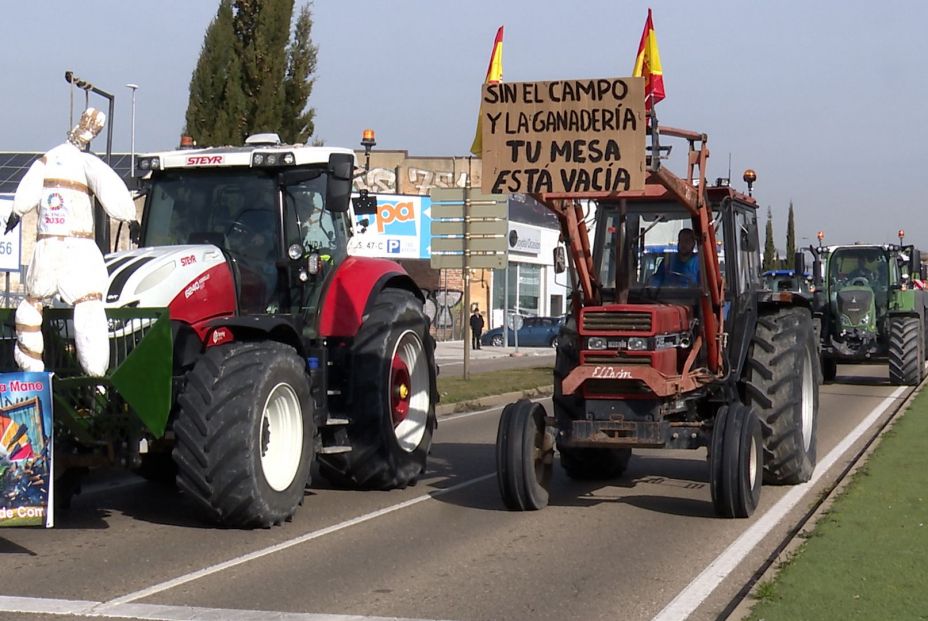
[[186, 155, 223, 166]]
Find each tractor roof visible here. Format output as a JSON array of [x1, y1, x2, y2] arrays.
[[137, 135, 355, 173]]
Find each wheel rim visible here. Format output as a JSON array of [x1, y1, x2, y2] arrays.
[[492, 335, 503, 346], [748, 430, 759, 489], [260, 382, 304, 492], [391, 330, 430, 452], [800, 348, 814, 452]]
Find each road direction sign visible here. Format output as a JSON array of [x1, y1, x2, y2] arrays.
[[430, 188, 508, 270]]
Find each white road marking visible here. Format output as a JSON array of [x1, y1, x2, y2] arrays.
[[651, 386, 907, 621], [440, 396, 552, 423], [0, 595, 446, 620], [100, 473, 495, 608]]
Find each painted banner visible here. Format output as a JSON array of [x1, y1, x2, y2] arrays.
[[348, 194, 432, 260], [0, 372, 53, 527]]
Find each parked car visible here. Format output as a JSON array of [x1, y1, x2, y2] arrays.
[[481, 315, 565, 348]]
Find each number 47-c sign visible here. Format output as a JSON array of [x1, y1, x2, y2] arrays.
[[0, 198, 22, 272]]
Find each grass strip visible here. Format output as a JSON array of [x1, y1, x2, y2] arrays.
[[437, 366, 553, 405], [748, 390, 928, 620]]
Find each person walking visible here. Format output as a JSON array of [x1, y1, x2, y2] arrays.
[[470, 306, 485, 350]]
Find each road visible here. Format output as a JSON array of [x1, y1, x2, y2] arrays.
[[0, 363, 912, 621]]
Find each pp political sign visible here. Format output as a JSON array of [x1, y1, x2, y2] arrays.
[[348, 194, 432, 259], [0, 372, 54, 527], [478, 77, 646, 195]]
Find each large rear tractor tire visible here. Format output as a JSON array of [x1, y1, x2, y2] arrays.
[[889, 316, 922, 386], [710, 403, 763, 518], [742, 307, 818, 485], [318, 289, 436, 489], [173, 341, 313, 528], [496, 399, 554, 511]]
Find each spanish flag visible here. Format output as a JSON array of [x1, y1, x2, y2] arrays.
[[632, 9, 665, 110], [470, 26, 504, 157]]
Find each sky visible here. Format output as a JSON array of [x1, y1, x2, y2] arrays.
[[1, 0, 926, 248]]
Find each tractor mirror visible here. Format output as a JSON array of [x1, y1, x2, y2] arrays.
[[325, 153, 354, 212], [353, 190, 377, 215], [553, 246, 567, 274], [793, 251, 806, 275]]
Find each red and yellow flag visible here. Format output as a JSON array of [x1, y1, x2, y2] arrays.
[[632, 9, 664, 110], [470, 26, 504, 157]]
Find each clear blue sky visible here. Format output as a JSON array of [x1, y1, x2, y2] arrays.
[[1, 1, 926, 248]]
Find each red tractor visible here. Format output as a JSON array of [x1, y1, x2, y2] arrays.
[[496, 122, 820, 517], [1, 134, 438, 527]]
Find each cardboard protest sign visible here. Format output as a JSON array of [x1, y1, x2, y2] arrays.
[[479, 77, 646, 195], [0, 372, 53, 527]]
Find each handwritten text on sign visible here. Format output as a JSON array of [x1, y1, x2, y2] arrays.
[[479, 77, 645, 195]]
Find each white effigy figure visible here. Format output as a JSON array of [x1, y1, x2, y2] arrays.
[[4, 108, 138, 377]]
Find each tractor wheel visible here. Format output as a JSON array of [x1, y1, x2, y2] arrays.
[[173, 341, 313, 528], [889, 316, 922, 386], [318, 289, 436, 489], [821, 358, 837, 383], [710, 403, 763, 518], [496, 399, 553, 511], [552, 316, 632, 480], [742, 307, 818, 485]]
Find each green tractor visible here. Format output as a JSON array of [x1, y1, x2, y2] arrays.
[[812, 244, 928, 385]]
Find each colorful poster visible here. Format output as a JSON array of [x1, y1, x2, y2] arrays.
[[348, 194, 432, 260], [0, 372, 53, 527]]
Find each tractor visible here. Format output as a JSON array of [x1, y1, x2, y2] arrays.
[[496, 120, 820, 518], [812, 243, 928, 385], [0, 134, 438, 527]]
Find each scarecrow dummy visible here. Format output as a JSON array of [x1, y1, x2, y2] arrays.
[[3, 107, 138, 377]]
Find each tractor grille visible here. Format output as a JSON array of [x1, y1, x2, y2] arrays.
[[583, 354, 651, 365], [582, 311, 652, 332]]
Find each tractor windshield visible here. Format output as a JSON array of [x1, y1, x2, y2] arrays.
[[827, 248, 887, 290], [593, 201, 725, 299], [143, 169, 280, 249]]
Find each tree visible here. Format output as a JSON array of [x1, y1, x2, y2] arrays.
[[785, 201, 796, 270], [184, 1, 317, 146], [280, 4, 318, 144], [763, 207, 776, 271]]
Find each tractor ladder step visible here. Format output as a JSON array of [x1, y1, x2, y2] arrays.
[[317, 445, 352, 454]]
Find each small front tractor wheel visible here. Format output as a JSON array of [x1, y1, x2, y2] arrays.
[[496, 399, 554, 511], [173, 341, 313, 528], [889, 316, 922, 386], [710, 403, 763, 518], [318, 288, 436, 489], [743, 307, 818, 485]]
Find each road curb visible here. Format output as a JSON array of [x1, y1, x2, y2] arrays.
[[436, 385, 553, 417]]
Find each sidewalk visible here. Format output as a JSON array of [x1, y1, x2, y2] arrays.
[[433, 339, 554, 363]]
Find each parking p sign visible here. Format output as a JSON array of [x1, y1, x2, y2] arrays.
[[0, 196, 21, 273]]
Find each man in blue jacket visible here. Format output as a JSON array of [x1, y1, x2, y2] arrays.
[[650, 228, 699, 287]]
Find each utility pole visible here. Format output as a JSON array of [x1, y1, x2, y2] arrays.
[[462, 158, 472, 380]]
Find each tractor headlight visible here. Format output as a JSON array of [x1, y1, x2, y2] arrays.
[[627, 337, 649, 351], [587, 337, 608, 350], [861, 313, 871, 325]]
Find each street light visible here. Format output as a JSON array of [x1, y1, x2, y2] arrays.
[[126, 83, 139, 180]]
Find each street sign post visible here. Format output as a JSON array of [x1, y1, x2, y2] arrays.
[[430, 187, 508, 378]]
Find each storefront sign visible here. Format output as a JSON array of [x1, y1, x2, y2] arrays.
[[348, 194, 432, 260]]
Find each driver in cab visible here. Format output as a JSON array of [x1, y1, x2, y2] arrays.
[[847, 256, 877, 284], [649, 228, 699, 288]]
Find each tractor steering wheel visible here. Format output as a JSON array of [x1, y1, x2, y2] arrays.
[[850, 276, 870, 287]]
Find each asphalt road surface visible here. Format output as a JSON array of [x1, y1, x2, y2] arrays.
[[0, 363, 913, 621]]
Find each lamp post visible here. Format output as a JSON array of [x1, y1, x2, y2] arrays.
[[126, 83, 139, 180]]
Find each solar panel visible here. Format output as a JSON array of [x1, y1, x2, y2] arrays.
[[0, 151, 135, 194]]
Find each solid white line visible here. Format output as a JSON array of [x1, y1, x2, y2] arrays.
[[99, 473, 495, 608], [651, 386, 907, 621], [0, 595, 446, 620]]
